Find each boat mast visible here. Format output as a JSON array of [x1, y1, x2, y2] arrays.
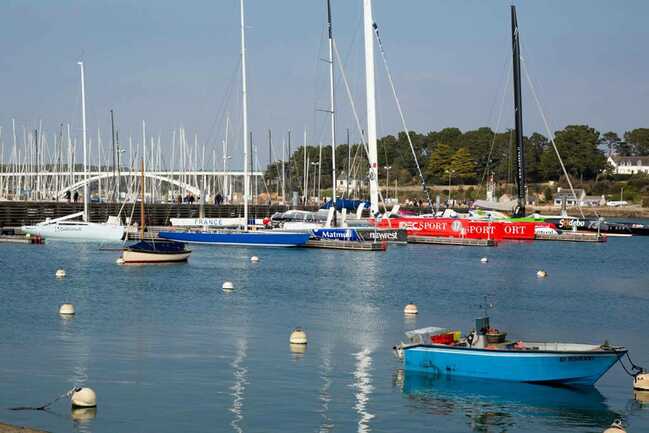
[[363, 0, 379, 215], [326, 0, 337, 212], [140, 158, 145, 240], [240, 0, 249, 230], [110, 109, 116, 202], [511, 5, 526, 217], [78, 61, 89, 222]]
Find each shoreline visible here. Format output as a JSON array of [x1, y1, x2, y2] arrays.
[[0, 422, 47, 433]]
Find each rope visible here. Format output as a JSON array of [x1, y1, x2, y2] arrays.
[[9, 387, 79, 411], [618, 352, 645, 377]]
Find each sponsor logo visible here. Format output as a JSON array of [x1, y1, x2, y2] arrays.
[[364, 231, 398, 240], [559, 356, 594, 362], [318, 229, 355, 240]]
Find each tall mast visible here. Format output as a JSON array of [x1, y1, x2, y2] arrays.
[[240, 0, 249, 230], [110, 109, 116, 202], [140, 158, 145, 239], [326, 0, 337, 208], [78, 61, 89, 222], [511, 5, 526, 217], [363, 0, 379, 215]]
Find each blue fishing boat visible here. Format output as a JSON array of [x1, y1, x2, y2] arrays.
[[158, 230, 310, 247], [394, 318, 626, 385]]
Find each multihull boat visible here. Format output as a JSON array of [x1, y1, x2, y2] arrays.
[[394, 319, 625, 385], [121, 239, 191, 264], [158, 230, 310, 247], [22, 212, 124, 242]]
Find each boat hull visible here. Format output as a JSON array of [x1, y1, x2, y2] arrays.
[[158, 230, 310, 247], [403, 345, 624, 385], [312, 227, 407, 243], [22, 222, 124, 242], [374, 217, 553, 241], [121, 249, 191, 263]]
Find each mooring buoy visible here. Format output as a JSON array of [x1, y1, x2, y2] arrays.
[[536, 270, 547, 278], [56, 269, 66, 278], [222, 281, 234, 291], [70, 387, 97, 408], [404, 303, 418, 315], [603, 419, 626, 433], [250, 256, 259, 263], [480, 257, 488, 263], [59, 304, 75, 315], [289, 328, 307, 345], [116, 257, 124, 265], [634, 372, 649, 391]]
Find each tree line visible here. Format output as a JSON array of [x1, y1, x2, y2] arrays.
[[263, 126, 649, 193]]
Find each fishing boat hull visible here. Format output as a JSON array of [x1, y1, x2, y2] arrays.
[[22, 221, 124, 242], [158, 230, 310, 247], [373, 216, 553, 241], [402, 344, 625, 385]]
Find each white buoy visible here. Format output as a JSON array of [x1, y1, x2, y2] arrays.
[[116, 257, 124, 265], [536, 270, 547, 278], [70, 387, 97, 408], [480, 257, 488, 263], [250, 256, 259, 263], [404, 303, 418, 315], [634, 372, 649, 391], [222, 281, 234, 291], [603, 419, 626, 433], [289, 328, 307, 345], [59, 303, 75, 315], [56, 269, 66, 278]]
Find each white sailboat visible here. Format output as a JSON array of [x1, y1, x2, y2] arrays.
[[22, 62, 125, 242]]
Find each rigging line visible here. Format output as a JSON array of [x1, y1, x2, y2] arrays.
[[521, 57, 585, 219], [372, 21, 432, 209], [477, 57, 513, 198]]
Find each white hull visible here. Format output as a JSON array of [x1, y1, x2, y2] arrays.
[[121, 250, 190, 263], [22, 221, 124, 242]]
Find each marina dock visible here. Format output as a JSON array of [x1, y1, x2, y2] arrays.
[[0, 234, 44, 244], [534, 232, 607, 243], [303, 239, 387, 251], [407, 235, 497, 247]]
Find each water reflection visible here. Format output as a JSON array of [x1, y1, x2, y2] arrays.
[[352, 348, 375, 433], [230, 338, 248, 433], [317, 346, 334, 433], [71, 407, 97, 433], [399, 370, 621, 431]]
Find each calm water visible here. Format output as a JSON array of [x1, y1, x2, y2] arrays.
[[0, 235, 648, 433]]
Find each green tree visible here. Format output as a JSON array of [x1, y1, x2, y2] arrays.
[[449, 147, 476, 183], [425, 143, 453, 183], [624, 128, 649, 156], [539, 125, 606, 181], [600, 131, 620, 156]]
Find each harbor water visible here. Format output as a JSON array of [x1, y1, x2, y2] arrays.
[[0, 235, 648, 432]]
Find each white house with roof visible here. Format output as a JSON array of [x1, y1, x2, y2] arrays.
[[608, 156, 649, 175]]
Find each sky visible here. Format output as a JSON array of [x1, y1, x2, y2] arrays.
[[1, 0, 648, 170]]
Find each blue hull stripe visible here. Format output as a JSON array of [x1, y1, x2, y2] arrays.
[[159, 231, 310, 247], [404, 345, 623, 385]]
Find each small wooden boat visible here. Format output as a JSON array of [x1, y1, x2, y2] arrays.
[[120, 159, 191, 264], [122, 239, 191, 264]]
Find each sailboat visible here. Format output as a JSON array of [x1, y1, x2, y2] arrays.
[[120, 160, 191, 264], [158, 0, 310, 248], [21, 62, 125, 242], [371, 5, 556, 241]]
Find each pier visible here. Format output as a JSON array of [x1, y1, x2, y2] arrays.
[[407, 235, 497, 247], [534, 232, 607, 243], [303, 239, 387, 251]]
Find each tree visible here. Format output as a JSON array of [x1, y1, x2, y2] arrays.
[[624, 128, 649, 156], [425, 143, 453, 183], [541, 125, 606, 181], [524, 132, 548, 183], [600, 131, 620, 156], [449, 147, 476, 183]]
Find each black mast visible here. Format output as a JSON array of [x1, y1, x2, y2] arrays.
[[511, 5, 526, 217]]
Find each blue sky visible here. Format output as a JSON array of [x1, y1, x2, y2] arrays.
[[1, 0, 647, 168]]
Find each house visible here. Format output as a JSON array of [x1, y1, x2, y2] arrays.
[[553, 188, 605, 207], [335, 177, 366, 193], [607, 156, 649, 175]]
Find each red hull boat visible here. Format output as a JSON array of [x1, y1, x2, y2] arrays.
[[372, 216, 555, 241]]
